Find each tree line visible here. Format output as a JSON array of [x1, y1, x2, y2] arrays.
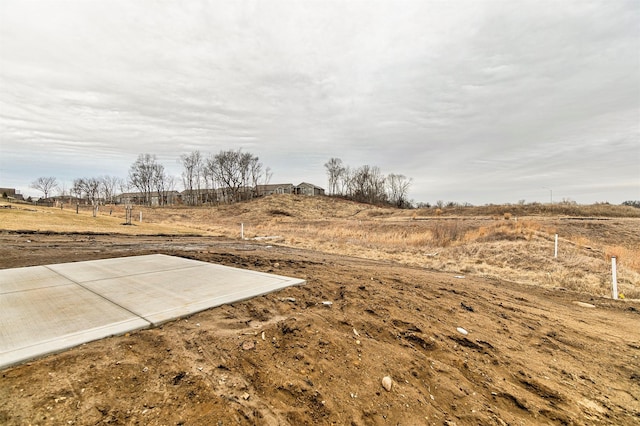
[[30, 175, 126, 204], [29, 149, 270, 207], [29, 151, 417, 208], [178, 149, 270, 206], [324, 158, 413, 208]]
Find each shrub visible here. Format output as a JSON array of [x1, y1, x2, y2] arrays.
[[430, 221, 461, 246], [269, 209, 292, 217]]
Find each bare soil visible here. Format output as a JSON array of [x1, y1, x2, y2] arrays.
[[0, 232, 639, 425]]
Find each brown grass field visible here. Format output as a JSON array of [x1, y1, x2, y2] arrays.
[[1, 195, 639, 425], [3, 195, 638, 298]]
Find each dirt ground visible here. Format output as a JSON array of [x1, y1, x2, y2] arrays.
[[1, 232, 639, 425]]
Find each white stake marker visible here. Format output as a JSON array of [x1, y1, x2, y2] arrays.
[[612, 256, 618, 300]]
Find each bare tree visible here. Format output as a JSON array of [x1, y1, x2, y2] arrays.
[[263, 166, 273, 186], [118, 179, 130, 195], [386, 174, 413, 208], [201, 156, 219, 205], [72, 178, 86, 202], [128, 154, 163, 206], [324, 158, 345, 195], [151, 162, 169, 206], [30, 176, 58, 199], [72, 177, 101, 205], [205, 149, 265, 203], [180, 151, 203, 206], [247, 153, 263, 199], [340, 165, 353, 197], [100, 176, 122, 205], [350, 165, 386, 204], [327, 158, 413, 208], [208, 150, 241, 203]]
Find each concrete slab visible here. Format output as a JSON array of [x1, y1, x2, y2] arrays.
[[0, 265, 72, 293], [82, 261, 307, 325], [0, 271, 150, 369], [47, 254, 205, 283], [0, 254, 305, 369]]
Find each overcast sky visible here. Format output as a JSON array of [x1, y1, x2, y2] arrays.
[[1, 0, 638, 204]]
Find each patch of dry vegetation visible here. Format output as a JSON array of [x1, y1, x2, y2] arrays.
[[410, 202, 640, 218], [208, 196, 640, 299]]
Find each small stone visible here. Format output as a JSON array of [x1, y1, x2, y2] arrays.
[[322, 301, 333, 307], [261, 331, 266, 340], [382, 376, 393, 392], [456, 327, 468, 335], [573, 301, 596, 308], [242, 392, 250, 400], [242, 341, 255, 351], [273, 263, 280, 268]]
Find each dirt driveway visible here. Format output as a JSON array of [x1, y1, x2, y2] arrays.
[[1, 232, 639, 425]]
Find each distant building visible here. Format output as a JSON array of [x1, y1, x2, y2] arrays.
[[257, 183, 325, 197], [0, 187, 24, 201], [294, 182, 325, 196], [256, 184, 295, 196]]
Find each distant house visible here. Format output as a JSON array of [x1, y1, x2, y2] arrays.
[[256, 183, 324, 197], [0, 187, 24, 202], [294, 182, 325, 196], [115, 192, 144, 205], [256, 183, 295, 197]]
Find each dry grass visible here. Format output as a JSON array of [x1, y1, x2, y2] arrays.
[[0, 203, 202, 235], [2, 195, 639, 298], [410, 202, 640, 218]]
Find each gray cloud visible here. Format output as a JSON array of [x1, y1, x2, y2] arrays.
[[1, 0, 638, 204]]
